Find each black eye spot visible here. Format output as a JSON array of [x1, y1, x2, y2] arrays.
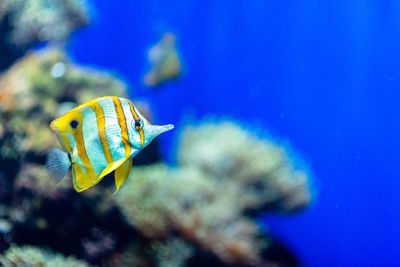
[[135, 121, 141, 128], [70, 120, 79, 129]]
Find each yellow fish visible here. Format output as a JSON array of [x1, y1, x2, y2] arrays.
[[46, 96, 173, 193]]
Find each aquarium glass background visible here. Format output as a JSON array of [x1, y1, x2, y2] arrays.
[[0, 0, 398, 266]]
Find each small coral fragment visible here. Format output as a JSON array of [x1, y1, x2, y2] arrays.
[[149, 238, 194, 267], [0, 245, 91, 267], [144, 33, 182, 87]]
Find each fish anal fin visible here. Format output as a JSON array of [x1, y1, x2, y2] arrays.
[[114, 158, 132, 193], [74, 158, 126, 192], [98, 159, 126, 180]]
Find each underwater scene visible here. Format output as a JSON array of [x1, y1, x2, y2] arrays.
[[0, 0, 398, 266]]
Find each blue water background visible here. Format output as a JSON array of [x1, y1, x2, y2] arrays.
[[67, 1, 400, 265]]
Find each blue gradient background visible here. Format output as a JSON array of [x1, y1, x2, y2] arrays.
[[67, 1, 400, 265]]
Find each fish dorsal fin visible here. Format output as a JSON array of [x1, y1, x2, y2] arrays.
[[114, 158, 132, 194], [73, 158, 126, 192]]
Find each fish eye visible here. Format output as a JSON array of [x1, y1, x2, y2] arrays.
[[70, 119, 79, 129], [134, 120, 142, 130]]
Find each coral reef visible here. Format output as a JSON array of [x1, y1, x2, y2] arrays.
[[178, 121, 312, 212], [0, 48, 137, 264], [0, 245, 91, 267], [117, 164, 263, 265], [116, 121, 312, 266], [149, 238, 194, 267], [0, 46, 167, 265], [0, 0, 88, 70], [0, 48, 125, 158], [0, 2, 312, 265], [144, 33, 182, 87]]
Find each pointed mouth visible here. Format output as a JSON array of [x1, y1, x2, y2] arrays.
[[146, 123, 174, 144], [154, 124, 174, 135], [132, 124, 174, 150]]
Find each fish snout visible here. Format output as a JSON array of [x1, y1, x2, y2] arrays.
[[150, 124, 174, 138]]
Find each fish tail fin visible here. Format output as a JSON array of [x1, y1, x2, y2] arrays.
[[46, 148, 71, 183]]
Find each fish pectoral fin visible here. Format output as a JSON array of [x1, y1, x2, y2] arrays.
[[46, 148, 71, 183], [114, 158, 132, 193]]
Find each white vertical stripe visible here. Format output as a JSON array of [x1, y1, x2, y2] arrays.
[[120, 98, 141, 153], [81, 106, 108, 175], [66, 131, 87, 176], [97, 97, 125, 162], [120, 98, 134, 138]]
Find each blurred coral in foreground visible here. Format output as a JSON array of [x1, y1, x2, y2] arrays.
[[0, 48, 132, 264], [0, 245, 91, 267], [144, 32, 182, 87], [117, 121, 312, 266], [0, 0, 88, 70]]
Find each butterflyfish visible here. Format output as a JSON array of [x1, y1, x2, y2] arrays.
[[46, 96, 174, 193]]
